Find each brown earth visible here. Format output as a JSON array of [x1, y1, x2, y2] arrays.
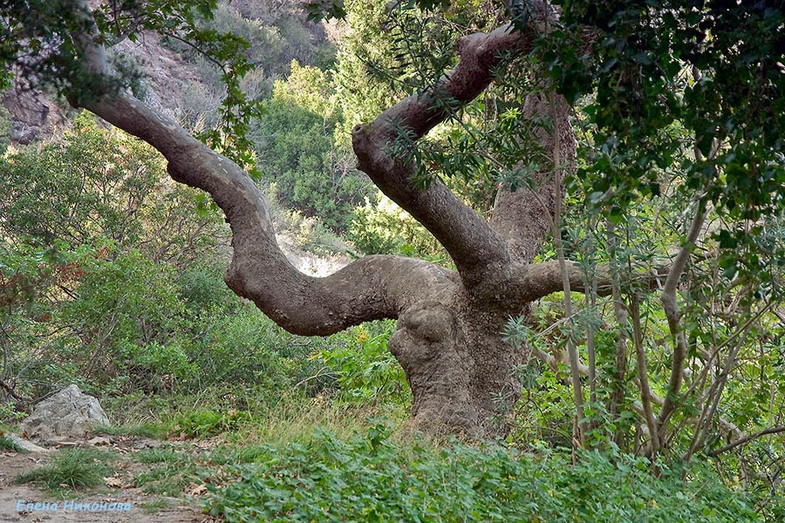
[[0, 437, 223, 523]]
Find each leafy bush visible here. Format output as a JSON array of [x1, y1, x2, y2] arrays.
[[0, 112, 163, 248], [169, 408, 251, 438], [210, 424, 759, 523], [347, 194, 449, 263], [316, 321, 409, 405], [188, 304, 299, 390]]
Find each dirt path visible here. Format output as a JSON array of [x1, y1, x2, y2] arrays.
[[0, 442, 221, 523]]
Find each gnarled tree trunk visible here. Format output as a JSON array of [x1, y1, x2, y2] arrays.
[[69, 0, 585, 437]]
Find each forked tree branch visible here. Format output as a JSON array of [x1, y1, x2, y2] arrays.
[[67, 0, 461, 335]]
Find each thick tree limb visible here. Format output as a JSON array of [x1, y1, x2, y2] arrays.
[[352, 1, 556, 289], [506, 258, 670, 305], [67, 0, 461, 336]]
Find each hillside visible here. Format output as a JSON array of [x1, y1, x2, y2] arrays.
[[1, 0, 335, 146]]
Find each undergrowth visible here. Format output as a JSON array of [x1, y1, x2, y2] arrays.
[[5, 398, 762, 522], [208, 423, 759, 523], [15, 448, 116, 492]]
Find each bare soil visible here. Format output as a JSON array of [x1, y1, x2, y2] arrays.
[[0, 437, 222, 523]]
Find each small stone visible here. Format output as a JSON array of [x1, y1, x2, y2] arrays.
[[5, 434, 51, 453]]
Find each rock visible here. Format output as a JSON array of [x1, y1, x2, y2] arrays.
[[19, 385, 110, 441], [87, 436, 112, 446], [5, 434, 51, 453], [1, 89, 68, 145]]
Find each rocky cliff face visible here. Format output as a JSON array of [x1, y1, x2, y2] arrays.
[[1, 0, 333, 146], [1, 30, 203, 145], [2, 88, 69, 145]]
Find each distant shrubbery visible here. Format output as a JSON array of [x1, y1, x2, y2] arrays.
[[0, 114, 356, 410]]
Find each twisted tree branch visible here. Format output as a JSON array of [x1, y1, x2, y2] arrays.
[[352, 1, 557, 290], [67, 0, 461, 335]]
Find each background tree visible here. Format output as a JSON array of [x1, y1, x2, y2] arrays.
[[252, 60, 373, 231]]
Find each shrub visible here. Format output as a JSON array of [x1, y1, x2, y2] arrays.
[[169, 408, 251, 439], [347, 194, 449, 264], [316, 321, 409, 406]]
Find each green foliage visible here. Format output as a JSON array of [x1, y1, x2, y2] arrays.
[[331, 0, 496, 139], [133, 452, 203, 497], [210, 425, 759, 523], [188, 305, 294, 390], [213, 0, 337, 73], [348, 195, 449, 262], [1, 112, 160, 248], [541, 1, 785, 262], [169, 409, 251, 438], [316, 321, 409, 404], [131, 440, 276, 498], [268, 204, 351, 257], [0, 0, 328, 174], [93, 420, 167, 440], [57, 249, 192, 391], [0, 119, 334, 407], [0, 114, 249, 404], [305, 0, 347, 22], [149, 0, 338, 171], [253, 61, 373, 231], [2, 3, 783, 521], [207, 4, 286, 77], [503, 184, 785, 519]]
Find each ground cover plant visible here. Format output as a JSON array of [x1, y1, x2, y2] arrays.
[[5, 408, 762, 522], [0, 434, 23, 453], [15, 448, 116, 492], [209, 423, 759, 523]]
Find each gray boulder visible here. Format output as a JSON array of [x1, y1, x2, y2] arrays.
[[20, 384, 110, 440]]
